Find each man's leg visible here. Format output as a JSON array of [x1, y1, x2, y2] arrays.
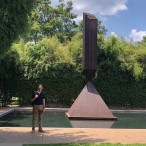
[[38, 105, 44, 132], [32, 105, 37, 132]]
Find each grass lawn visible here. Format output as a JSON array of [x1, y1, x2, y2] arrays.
[[23, 143, 146, 146]]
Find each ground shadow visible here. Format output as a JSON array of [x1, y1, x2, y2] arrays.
[[0, 128, 107, 144]]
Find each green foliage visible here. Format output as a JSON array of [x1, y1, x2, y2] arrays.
[[11, 37, 85, 106], [24, 0, 77, 43], [3, 33, 146, 108], [20, 37, 75, 78], [0, 48, 21, 106], [0, 0, 34, 103], [95, 35, 146, 108], [0, 0, 33, 52], [68, 32, 83, 69]]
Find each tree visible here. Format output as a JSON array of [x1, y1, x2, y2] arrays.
[[24, 0, 77, 43], [0, 0, 33, 52], [0, 48, 22, 106], [0, 0, 33, 106], [68, 32, 82, 69], [14, 37, 75, 79]]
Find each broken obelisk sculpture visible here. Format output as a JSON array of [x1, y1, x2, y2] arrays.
[[66, 13, 117, 120]]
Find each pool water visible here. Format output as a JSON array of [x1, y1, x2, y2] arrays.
[[0, 110, 146, 129]]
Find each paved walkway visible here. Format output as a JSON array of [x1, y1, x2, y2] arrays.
[[1, 127, 146, 146], [1, 107, 146, 146]]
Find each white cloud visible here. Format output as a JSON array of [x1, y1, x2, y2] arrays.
[[51, 0, 127, 22], [129, 29, 146, 42], [72, 0, 127, 22], [111, 32, 118, 37]]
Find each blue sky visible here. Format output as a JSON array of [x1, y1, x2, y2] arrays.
[[103, 0, 146, 41], [52, 0, 146, 42]]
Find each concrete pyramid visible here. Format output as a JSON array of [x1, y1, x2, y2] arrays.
[[66, 81, 117, 120]]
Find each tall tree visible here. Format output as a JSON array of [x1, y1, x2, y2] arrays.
[[0, 0, 33, 106], [24, 0, 77, 43], [0, 0, 33, 52]]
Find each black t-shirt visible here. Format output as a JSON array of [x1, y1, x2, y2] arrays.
[[31, 91, 45, 105]]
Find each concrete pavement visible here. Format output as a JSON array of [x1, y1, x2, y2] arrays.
[[1, 127, 146, 146]]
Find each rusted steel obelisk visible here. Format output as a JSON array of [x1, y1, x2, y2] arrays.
[[66, 13, 117, 120]]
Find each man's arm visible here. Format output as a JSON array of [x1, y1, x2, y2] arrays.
[[31, 93, 38, 102], [43, 99, 45, 109], [42, 92, 45, 112], [42, 99, 45, 112]]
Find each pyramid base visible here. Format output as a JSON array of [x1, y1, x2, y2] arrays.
[[66, 82, 117, 120], [66, 113, 117, 120]]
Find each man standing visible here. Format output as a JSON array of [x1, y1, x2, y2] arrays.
[[31, 84, 45, 133]]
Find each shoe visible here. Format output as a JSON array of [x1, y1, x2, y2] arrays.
[[31, 128, 35, 134], [31, 130, 35, 134], [38, 129, 45, 133]]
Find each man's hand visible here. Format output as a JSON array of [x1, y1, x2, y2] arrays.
[[35, 94, 38, 98], [42, 108, 45, 113], [31, 93, 39, 102]]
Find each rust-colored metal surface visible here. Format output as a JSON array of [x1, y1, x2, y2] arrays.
[[66, 82, 117, 120], [66, 13, 116, 120], [83, 13, 98, 79]]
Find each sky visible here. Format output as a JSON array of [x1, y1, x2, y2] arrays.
[[52, 0, 146, 42]]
